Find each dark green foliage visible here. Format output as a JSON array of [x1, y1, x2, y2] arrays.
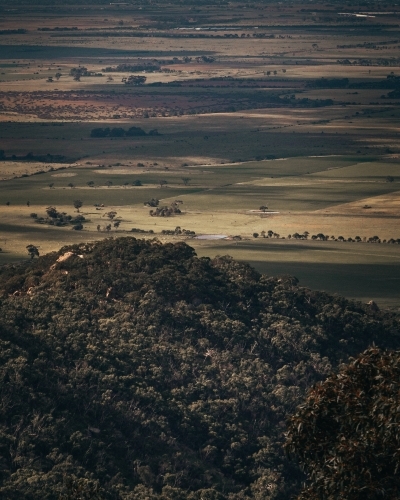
[[0, 238, 398, 499], [103, 64, 160, 73], [35, 207, 86, 227], [90, 127, 147, 138], [285, 348, 400, 499]]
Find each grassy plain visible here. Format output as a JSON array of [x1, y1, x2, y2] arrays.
[[0, 1, 400, 308]]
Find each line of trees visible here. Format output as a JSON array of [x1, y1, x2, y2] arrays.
[[255, 230, 400, 244], [90, 126, 160, 138]]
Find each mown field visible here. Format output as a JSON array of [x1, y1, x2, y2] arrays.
[[0, 0, 400, 309]]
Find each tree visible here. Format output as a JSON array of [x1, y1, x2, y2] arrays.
[[105, 211, 117, 220], [49, 183, 54, 189], [386, 175, 395, 183], [68, 183, 74, 189], [285, 347, 400, 500], [126, 126, 146, 137], [181, 177, 191, 186], [46, 206, 58, 218], [259, 205, 268, 212], [110, 127, 125, 138], [87, 181, 95, 188], [105, 181, 113, 188], [73, 200, 83, 213], [159, 180, 168, 188], [124, 75, 146, 86], [26, 244, 39, 259]]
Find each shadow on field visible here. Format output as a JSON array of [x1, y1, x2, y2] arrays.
[[248, 260, 400, 309]]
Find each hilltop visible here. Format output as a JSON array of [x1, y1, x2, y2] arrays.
[[0, 237, 399, 499]]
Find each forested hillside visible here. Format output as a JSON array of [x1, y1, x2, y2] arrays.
[[0, 237, 399, 499]]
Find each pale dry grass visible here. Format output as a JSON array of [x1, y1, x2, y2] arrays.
[[317, 190, 400, 218], [0, 161, 75, 181]]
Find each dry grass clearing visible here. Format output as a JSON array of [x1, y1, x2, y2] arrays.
[[0, 161, 75, 181]]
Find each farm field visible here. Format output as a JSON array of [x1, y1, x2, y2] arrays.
[[0, 0, 400, 309], [193, 238, 400, 309]]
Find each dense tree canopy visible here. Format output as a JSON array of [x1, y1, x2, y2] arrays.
[[285, 348, 400, 499], [0, 237, 399, 499]]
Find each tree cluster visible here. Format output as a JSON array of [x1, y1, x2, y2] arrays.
[[0, 238, 399, 499], [161, 226, 195, 236], [144, 198, 160, 207], [123, 75, 146, 85], [90, 127, 148, 138], [149, 202, 182, 217], [31, 206, 86, 228]]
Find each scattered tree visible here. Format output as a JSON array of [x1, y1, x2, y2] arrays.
[[144, 199, 159, 207], [26, 244, 39, 259], [73, 200, 83, 213]]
